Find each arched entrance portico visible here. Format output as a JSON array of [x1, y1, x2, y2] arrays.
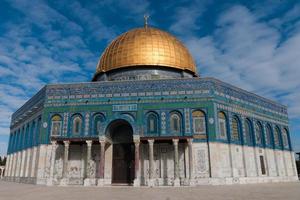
[[106, 119, 135, 184]]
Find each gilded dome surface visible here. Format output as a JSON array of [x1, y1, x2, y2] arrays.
[[96, 27, 197, 74]]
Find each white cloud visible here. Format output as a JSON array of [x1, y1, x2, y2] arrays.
[[0, 0, 118, 138], [171, 4, 300, 150], [170, 0, 211, 35], [182, 5, 300, 120]]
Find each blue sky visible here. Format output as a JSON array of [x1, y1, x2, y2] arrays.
[[0, 0, 300, 156]]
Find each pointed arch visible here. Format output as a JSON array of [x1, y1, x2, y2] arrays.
[[192, 110, 206, 135], [231, 115, 241, 142], [93, 113, 105, 136], [146, 111, 159, 135], [255, 121, 263, 145], [244, 118, 254, 145], [71, 114, 83, 136], [50, 114, 62, 136], [218, 111, 227, 139], [170, 111, 182, 135]]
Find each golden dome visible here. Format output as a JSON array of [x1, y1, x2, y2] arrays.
[[95, 27, 197, 75]]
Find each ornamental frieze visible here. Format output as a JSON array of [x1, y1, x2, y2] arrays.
[[217, 103, 288, 126]]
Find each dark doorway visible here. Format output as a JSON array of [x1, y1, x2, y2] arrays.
[[112, 143, 134, 184], [259, 155, 266, 175], [107, 120, 134, 184]]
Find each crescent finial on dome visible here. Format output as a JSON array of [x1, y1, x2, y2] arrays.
[[144, 14, 150, 28]]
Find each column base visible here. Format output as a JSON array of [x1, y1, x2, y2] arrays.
[[133, 178, 140, 187], [173, 178, 180, 186], [83, 178, 97, 186], [46, 178, 55, 186], [97, 178, 105, 186], [60, 178, 69, 186], [189, 178, 196, 186], [148, 179, 155, 187]]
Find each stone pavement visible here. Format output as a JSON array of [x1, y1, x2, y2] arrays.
[[0, 181, 299, 200]]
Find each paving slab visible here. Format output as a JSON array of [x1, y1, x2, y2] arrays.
[[0, 181, 299, 200]]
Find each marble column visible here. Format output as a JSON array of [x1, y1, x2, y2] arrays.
[[187, 138, 195, 185], [133, 137, 140, 187], [46, 141, 57, 186], [60, 140, 70, 186], [173, 139, 180, 186], [148, 139, 155, 187], [97, 139, 106, 186], [25, 148, 31, 177], [84, 140, 94, 186]]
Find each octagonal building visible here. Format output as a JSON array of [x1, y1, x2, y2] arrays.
[[3, 25, 298, 186]]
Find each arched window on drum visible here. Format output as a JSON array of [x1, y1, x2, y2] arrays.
[[218, 112, 227, 139], [50, 115, 62, 136], [147, 112, 159, 135], [255, 121, 263, 145], [170, 112, 182, 135], [93, 114, 105, 136], [72, 115, 83, 136], [244, 119, 253, 145], [192, 110, 206, 135], [231, 116, 241, 142]]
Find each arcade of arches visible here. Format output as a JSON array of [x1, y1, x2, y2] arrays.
[[48, 119, 194, 186]]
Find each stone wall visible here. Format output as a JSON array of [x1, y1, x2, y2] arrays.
[[3, 141, 298, 186]]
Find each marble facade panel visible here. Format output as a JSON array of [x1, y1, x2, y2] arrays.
[[265, 149, 277, 176], [230, 144, 245, 177], [209, 142, 231, 178], [242, 146, 256, 177], [193, 143, 209, 179], [36, 145, 48, 184], [284, 151, 295, 177], [30, 147, 37, 177], [275, 150, 285, 177]]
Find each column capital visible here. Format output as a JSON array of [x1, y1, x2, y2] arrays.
[[86, 140, 93, 146], [99, 139, 106, 145], [63, 140, 70, 147], [187, 138, 193, 144], [148, 139, 154, 145], [133, 135, 140, 144], [172, 138, 179, 145], [134, 140, 140, 146], [99, 136, 111, 144]]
